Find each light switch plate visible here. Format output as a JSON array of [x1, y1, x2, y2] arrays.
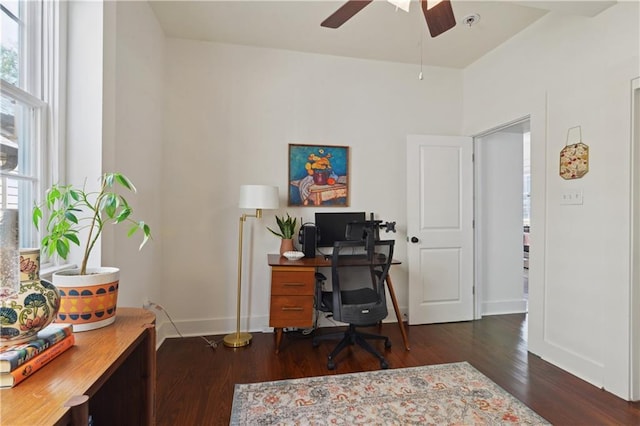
[[560, 190, 583, 205]]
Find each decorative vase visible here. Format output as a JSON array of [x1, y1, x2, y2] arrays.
[[0, 209, 20, 297], [0, 247, 61, 346], [20, 248, 41, 282], [53, 267, 119, 332], [280, 238, 295, 255], [312, 170, 329, 185]]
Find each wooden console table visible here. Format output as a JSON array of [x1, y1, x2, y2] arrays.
[[0, 307, 156, 425], [268, 254, 410, 353]]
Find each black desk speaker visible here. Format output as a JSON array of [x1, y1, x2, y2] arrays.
[[299, 224, 317, 258]]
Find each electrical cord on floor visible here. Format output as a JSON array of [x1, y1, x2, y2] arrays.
[[146, 302, 220, 349]]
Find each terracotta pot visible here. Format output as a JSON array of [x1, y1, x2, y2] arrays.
[[280, 239, 295, 255], [53, 267, 119, 332]]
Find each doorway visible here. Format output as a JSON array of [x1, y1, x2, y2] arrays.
[[406, 135, 474, 324], [474, 118, 530, 318], [523, 132, 531, 300]]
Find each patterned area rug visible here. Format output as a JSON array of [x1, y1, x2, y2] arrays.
[[230, 362, 550, 425]]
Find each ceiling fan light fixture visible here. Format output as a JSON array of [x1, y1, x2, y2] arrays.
[[426, 0, 444, 10], [322, 0, 457, 38], [387, 0, 411, 12]]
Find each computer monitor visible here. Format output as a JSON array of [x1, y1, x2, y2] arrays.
[[314, 212, 366, 248]]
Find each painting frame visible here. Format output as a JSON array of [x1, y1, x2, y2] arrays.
[[288, 143, 350, 207]]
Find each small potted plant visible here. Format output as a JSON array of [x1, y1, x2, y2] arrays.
[[33, 172, 151, 331], [267, 213, 297, 255]]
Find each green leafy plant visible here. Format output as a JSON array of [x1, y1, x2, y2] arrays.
[[267, 213, 297, 239], [32, 172, 151, 275]]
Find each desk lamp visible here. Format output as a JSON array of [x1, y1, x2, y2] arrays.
[[224, 185, 279, 348]]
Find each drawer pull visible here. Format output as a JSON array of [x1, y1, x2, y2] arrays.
[[281, 306, 304, 311], [283, 282, 305, 287]]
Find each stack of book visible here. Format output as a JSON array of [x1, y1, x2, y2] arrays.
[[0, 323, 74, 388]]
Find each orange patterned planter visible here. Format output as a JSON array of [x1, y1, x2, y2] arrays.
[[53, 267, 119, 332]]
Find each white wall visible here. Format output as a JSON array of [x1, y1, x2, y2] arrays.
[[65, 1, 164, 310], [65, 1, 104, 267], [476, 129, 526, 315], [106, 1, 165, 310], [463, 2, 639, 400], [160, 39, 463, 336]]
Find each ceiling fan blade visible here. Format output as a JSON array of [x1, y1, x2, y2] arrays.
[[321, 0, 374, 29], [421, 0, 456, 37]]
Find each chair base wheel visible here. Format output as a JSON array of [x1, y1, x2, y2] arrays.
[[380, 360, 389, 369], [384, 339, 392, 349], [327, 359, 336, 370]]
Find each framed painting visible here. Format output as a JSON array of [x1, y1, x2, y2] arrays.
[[288, 144, 350, 207]]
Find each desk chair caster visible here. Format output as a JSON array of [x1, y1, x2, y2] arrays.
[[318, 326, 392, 370], [326, 354, 389, 371]]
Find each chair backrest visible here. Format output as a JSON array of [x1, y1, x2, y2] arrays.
[[330, 239, 395, 325]]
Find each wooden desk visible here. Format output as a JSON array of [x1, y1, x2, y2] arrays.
[[0, 308, 156, 426], [267, 254, 410, 353]]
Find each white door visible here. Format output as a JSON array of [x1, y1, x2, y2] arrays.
[[407, 135, 474, 324]]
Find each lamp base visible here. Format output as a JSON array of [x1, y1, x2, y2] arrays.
[[223, 332, 252, 348]]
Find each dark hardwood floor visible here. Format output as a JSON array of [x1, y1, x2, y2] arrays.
[[156, 314, 640, 425]]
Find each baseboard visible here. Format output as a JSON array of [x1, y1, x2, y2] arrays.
[[481, 299, 528, 316], [538, 340, 605, 392], [153, 308, 408, 350], [153, 314, 271, 349]]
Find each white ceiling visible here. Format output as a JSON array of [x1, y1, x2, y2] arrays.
[[148, 0, 616, 68]]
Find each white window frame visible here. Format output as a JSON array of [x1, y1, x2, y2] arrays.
[[0, 0, 66, 270]]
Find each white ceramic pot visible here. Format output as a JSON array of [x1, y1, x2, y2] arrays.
[[53, 267, 119, 332]]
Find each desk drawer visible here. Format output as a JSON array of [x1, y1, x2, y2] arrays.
[[271, 270, 314, 296], [270, 296, 314, 328]]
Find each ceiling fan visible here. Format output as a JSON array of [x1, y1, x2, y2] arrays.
[[321, 0, 456, 38]]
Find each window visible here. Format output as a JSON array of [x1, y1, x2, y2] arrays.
[[1, 0, 63, 259]]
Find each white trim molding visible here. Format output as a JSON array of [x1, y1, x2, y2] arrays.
[[630, 76, 640, 401]]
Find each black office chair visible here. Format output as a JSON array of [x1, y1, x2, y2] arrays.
[[312, 239, 395, 370]]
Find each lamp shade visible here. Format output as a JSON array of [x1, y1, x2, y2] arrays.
[[239, 185, 279, 210]]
